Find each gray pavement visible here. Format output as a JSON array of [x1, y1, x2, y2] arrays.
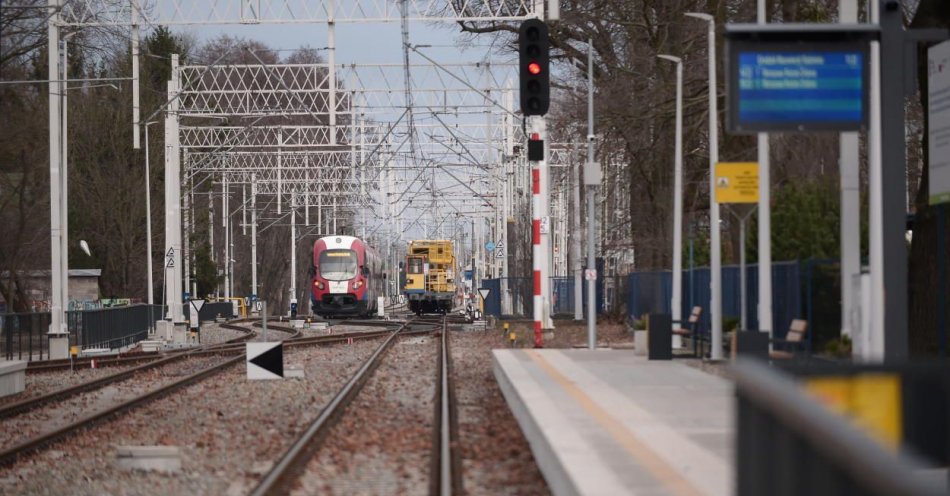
[[493, 349, 734, 496]]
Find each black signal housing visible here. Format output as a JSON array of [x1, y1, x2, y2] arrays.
[[519, 19, 550, 116]]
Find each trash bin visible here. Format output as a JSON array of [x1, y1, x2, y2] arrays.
[[647, 314, 672, 360]]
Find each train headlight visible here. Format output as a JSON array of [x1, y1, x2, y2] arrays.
[[314, 280, 324, 290], [353, 280, 364, 290]]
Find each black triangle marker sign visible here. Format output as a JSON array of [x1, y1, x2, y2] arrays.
[[248, 342, 283, 379]]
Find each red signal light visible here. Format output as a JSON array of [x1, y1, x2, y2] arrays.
[[528, 62, 542, 75]]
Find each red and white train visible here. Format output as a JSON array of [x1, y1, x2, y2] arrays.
[[310, 235, 385, 318]]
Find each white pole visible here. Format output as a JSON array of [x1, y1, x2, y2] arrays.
[[327, 0, 337, 147], [208, 192, 214, 265], [131, 2, 140, 149], [163, 54, 184, 323], [47, 0, 65, 346], [573, 150, 583, 321], [687, 12, 722, 359], [868, 2, 885, 360], [228, 200, 234, 298], [502, 80, 513, 314], [251, 173, 258, 299], [277, 128, 283, 215], [222, 176, 230, 299], [61, 36, 70, 319], [659, 54, 684, 348], [144, 122, 155, 304], [183, 157, 191, 299], [839, 0, 860, 347], [540, 116, 554, 330], [290, 196, 297, 316], [586, 41, 597, 349], [706, 16, 723, 359], [756, 0, 774, 345]]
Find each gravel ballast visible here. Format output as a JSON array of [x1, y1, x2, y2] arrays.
[[0, 324, 552, 495], [292, 334, 437, 495], [451, 330, 550, 495], [0, 337, 385, 495]]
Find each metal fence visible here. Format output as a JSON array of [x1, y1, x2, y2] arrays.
[[481, 275, 625, 319], [481, 278, 533, 318], [183, 301, 235, 322], [483, 261, 814, 334], [1, 312, 56, 361], [74, 304, 163, 350], [2, 304, 163, 360], [627, 261, 803, 341]]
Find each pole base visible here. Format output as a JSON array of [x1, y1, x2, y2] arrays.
[[48, 333, 69, 360]]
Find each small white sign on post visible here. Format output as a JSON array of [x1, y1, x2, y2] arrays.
[[189, 299, 205, 330], [584, 269, 598, 281], [246, 342, 283, 380], [478, 288, 491, 301], [928, 40, 950, 205]]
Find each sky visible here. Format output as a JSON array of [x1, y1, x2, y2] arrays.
[[186, 20, 514, 67]]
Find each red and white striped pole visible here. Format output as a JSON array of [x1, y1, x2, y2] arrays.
[[530, 129, 544, 348]]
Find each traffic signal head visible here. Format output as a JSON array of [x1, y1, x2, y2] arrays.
[[519, 19, 550, 116]]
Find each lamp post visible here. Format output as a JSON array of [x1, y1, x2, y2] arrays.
[[686, 11, 723, 360], [658, 54, 684, 349]]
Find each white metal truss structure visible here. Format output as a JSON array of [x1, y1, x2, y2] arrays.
[[42, 0, 544, 327], [176, 60, 521, 240], [59, 0, 535, 26]]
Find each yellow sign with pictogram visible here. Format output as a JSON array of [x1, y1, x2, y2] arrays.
[[715, 162, 759, 203], [804, 373, 903, 451]]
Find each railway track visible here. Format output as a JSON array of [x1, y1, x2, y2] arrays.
[[25, 319, 257, 373], [23, 315, 315, 374], [0, 318, 410, 467], [432, 315, 463, 495], [250, 316, 460, 496]]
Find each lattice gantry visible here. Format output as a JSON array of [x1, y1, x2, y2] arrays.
[[61, 0, 535, 27], [176, 63, 515, 117]]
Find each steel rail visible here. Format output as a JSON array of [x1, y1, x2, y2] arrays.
[[1, 354, 185, 420], [26, 319, 256, 373], [0, 323, 409, 467], [250, 319, 438, 495], [0, 354, 245, 467], [10, 325, 409, 418], [431, 316, 463, 495]]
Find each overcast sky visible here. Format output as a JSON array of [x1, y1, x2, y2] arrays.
[[186, 21, 513, 66]]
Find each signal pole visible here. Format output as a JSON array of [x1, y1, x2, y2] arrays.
[[519, 18, 551, 347]]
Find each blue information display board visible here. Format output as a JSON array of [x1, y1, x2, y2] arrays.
[[727, 37, 871, 133]]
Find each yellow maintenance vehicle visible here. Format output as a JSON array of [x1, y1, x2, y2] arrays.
[[403, 240, 456, 315]]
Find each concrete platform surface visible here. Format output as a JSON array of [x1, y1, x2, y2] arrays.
[[493, 349, 734, 496], [0, 360, 27, 398]]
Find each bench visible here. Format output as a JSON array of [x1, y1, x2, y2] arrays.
[[672, 306, 704, 357], [769, 319, 809, 360]]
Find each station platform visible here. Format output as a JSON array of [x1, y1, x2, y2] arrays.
[[493, 349, 734, 496]]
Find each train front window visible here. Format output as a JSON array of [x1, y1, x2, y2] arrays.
[[407, 257, 424, 274], [319, 250, 358, 280]]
